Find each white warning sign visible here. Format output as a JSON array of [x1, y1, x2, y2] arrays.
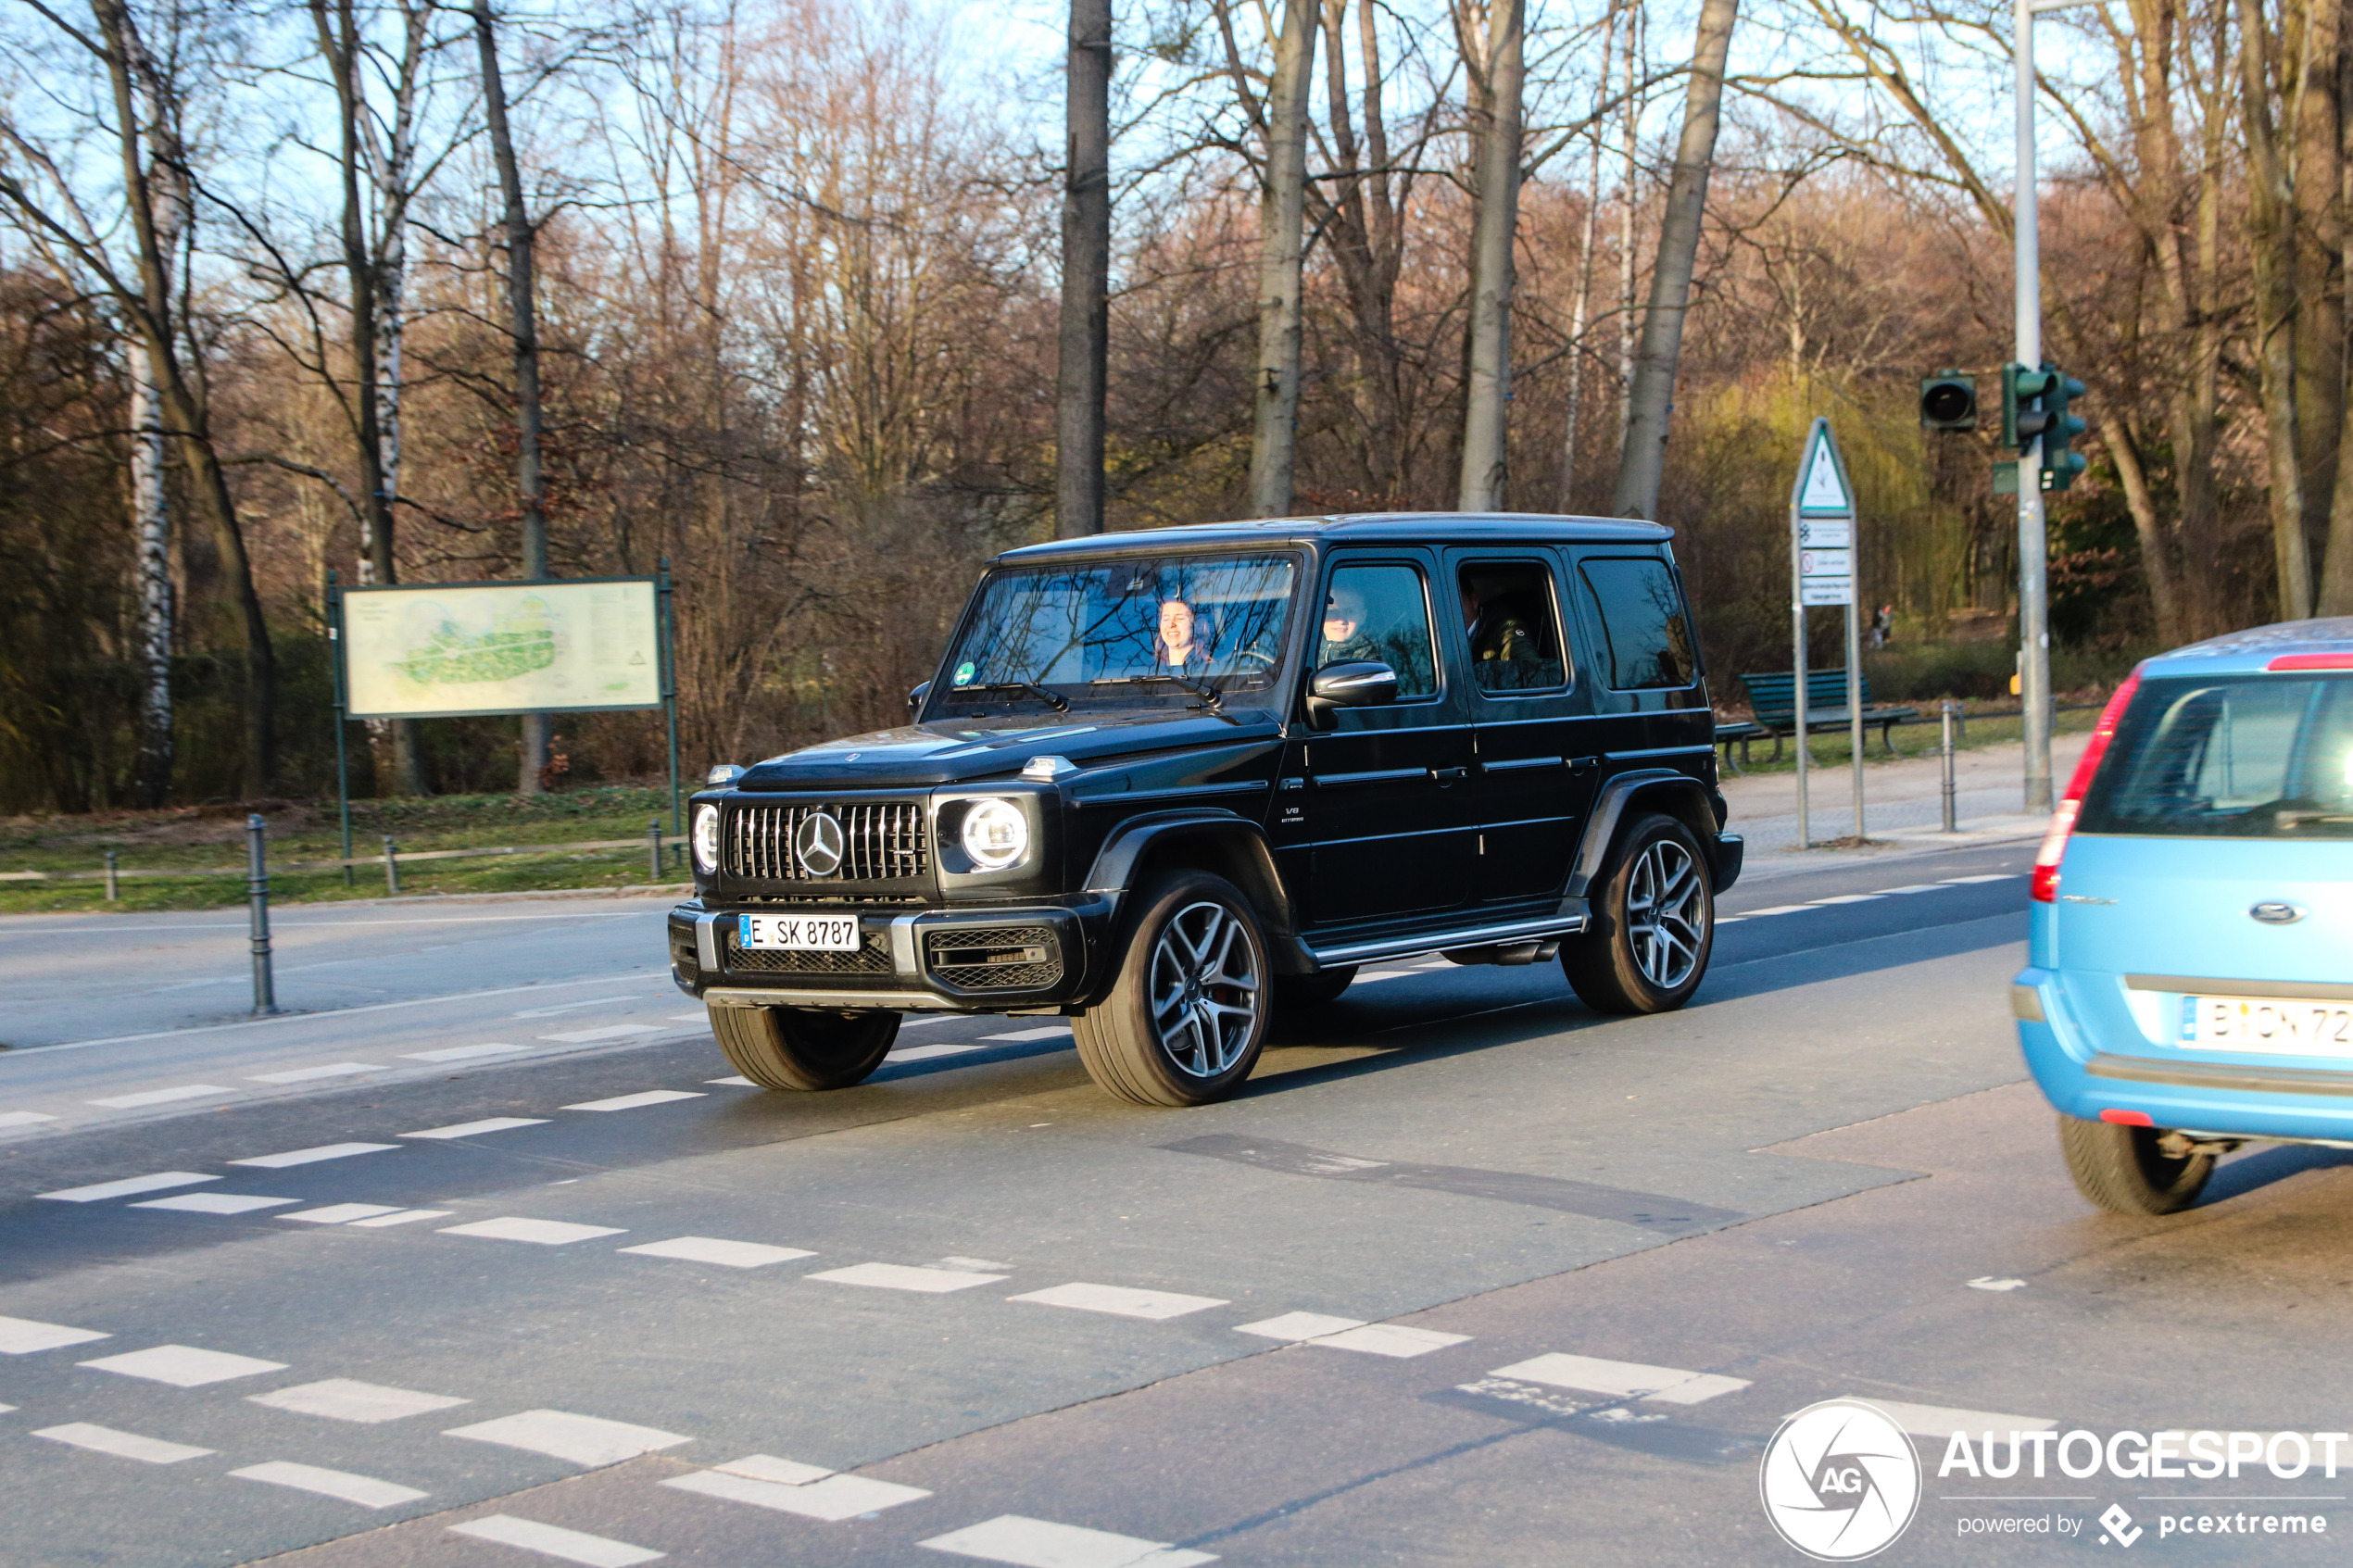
[[1796, 426, 1854, 515]]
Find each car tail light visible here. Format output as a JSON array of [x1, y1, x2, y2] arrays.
[[2031, 668, 2144, 903], [2268, 651, 2353, 671], [2100, 1108, 2154, 1126]]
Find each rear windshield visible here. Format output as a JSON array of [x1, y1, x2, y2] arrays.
[[2078, 673, 2353, 838]]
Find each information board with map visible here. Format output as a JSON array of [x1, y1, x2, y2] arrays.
[[341, 579, 662, 720]]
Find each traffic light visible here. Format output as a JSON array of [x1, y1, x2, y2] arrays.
[[1919, 370, 1978, 431], [2041, 369, 2087, 490], [2001, 363, 2053, 449]]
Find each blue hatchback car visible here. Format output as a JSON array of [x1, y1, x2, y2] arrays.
[[2017, 620, 2353, 1214]]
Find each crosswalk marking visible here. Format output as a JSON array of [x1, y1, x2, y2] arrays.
[[1488, 1351, 1749, 1405], [561, 1090, 704, 1111], [448, 1515, 664, 1567], [231, 1460, 427, 1508], [661, 1467, 931, 1521], [80, 1344, 288, 1387], [245, 1062, 383, 1085], [34, 1423, 214, 1464], [279, 1204, 406, 1224], [402, 1117, 548, 1139], [131, 1193, 297, 1215], [402, 1044, 526, 1062], [86, 1084, 231, 1110], [1236, 1311, 1365, 1342], [0, 1110, 58, 1128], [808, 1262, 1007, 1293], [250, 1378, 471, 1424], [618, 1236, 813, 1268], [439, 1218, 625, 1246], [1309, 1323, 1469, 1358], [444, 1409, 690, 1467], [1009, 1283, 1229, 1321], [0, 1315, 109, 1354], [715, 1453, 835, 1485], [921, 1514, 1217, 1568], [230, 1143, 399, 1168], [540, 1024, 666, 1044], [346, 1208, 450, 1227], [889, 1042, 983, 1063], [979, 1026, 1072, 1043], [38, 1172, 217, 1203]]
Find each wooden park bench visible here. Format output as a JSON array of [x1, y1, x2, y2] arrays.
[[1720, 669, 1919, 767]]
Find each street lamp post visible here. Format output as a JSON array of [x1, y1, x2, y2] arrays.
[[2014, 0, 2053, 815]]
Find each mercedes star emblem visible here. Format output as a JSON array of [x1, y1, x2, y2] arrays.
[[794, 810, 846, 877]]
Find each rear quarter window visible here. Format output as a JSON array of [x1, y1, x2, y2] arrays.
[[1576, 557, 1698, 690], [2079, 673, 2353, 838]]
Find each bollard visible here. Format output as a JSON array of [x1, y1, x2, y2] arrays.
[[1941, 700, 1959, 833], [104, 849, 119, 902], [648, 819, 663, 882], [247, 814, 278, 1014], [384, 835, 400, 896]]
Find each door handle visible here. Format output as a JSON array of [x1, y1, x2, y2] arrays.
[[1568, 756, 1600, 775], [1429, 766, 1467, 784]]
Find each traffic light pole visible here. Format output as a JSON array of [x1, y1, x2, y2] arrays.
[[2013, 0, 2054, 815]]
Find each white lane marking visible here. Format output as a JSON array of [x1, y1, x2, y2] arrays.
[[619, 1236, 814, 1268], [979, 1026, 1072, 1043], [920, 1514, 1216, 1567], [251, 1378, 471, 1424], [942, 1255, 1013, 1270], [1852, 1399, 2057, 1439], [0, 1315, 108, 1354], [1715, 917, 1745, 925], [281, 1204, 405, 1223], [661, 1468, 931, 1520], [540, 1024, 666, 1044], [716, 1454, 834, 1485], [1941, 873, 2017, 884], [1352, 970, 1415, 984], [1738, 905, 1818, 918], [512, 996, 638, 1018], [346, 1208, 451, 1227], [38, 1172, 217, 1203], [443, 1409, 690, 1466], [1236, 1311, 1365, 1342], [705, 1075, 757, 1086], [230, 1142, 400, 1169], [245, 1062, 384, 1085], [448, 1515, 664, 1567], [671, 1012, 708, 1022], [0, 1402, 12, 1412], [561, 1090, 705, 1111], [0, 1110, 57, 1128], [897, 1014, 958, 1027], [806, 1262, 1005, 1293], [403, 1044, 527, 1063], [132, 1193, 298, 1215], [1311, 1324, 1470, 1358], [85, 1084, 233, 1110], [81, 1344, 288, 1386], [888, 1043, 981, 1063], [1489, 1352, 1749, 1406], [402, 1117, 548, 1139], [231, 1460, 426, 1508], [439, 1218, 625, 1246], [1008, 1283, 1228, 1321], [1807, 894, 1884, 905], [1967, 1276, 2027, 1292], [1880, 884, 1947, 895], [34, 1423, 213, 1464]]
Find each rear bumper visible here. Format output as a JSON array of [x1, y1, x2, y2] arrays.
[[2015, 964, 2353, 1139], [669, 898, 1110, 1012], [1708, 831, 1743, 895]]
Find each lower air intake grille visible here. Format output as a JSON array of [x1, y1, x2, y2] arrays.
[[725, 928, 894, 976], [925, 924, 1063, 991]]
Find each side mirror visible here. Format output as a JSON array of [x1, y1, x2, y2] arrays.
[[907, 681, 932, 719], [1304, 660, 1398, 729]]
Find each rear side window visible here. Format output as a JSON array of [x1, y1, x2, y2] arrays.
[[1578, 557, 1696, 690], [2079, 674, 2353, 838], [1317, 563, 1438, 698]]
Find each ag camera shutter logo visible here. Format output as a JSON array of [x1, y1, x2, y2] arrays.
[[1759, 1399, 1921, 1560]]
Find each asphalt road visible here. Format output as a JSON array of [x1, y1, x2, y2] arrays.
[[4, 842, 2348, 1567]]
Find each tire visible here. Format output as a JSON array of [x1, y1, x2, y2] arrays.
[[2058, 1115, 2214, 1215], [1073, 872, 1270, 1107], [709, 1005, 900, 1091], [1560, 811, 1714, 1015], [1276, 966, 1358, 1010]]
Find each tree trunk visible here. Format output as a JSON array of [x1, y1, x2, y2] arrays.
[[1318, 0, 1408, 504], [2295, 0, 2344, 584], [1457, 0, 1525, 512], [1249, 0, 1318, 518], [129, 339, 173, 808], [1612, 0, 1739, 521], [1057, 0, 1112, 537], [1617, 0, 1642, 439], [2239, 0, 2316, 619], [473, 0, 553, 789], [1559, 0, 1621, 510]]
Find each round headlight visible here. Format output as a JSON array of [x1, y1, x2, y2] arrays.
[[691, 803, 721, 873], [961, 797, 1030, 871]]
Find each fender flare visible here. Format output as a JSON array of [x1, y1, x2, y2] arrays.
[[1083, 809, 1306, 972], [1564, 769, 1726, 907]]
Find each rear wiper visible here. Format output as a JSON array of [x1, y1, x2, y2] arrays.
[[955, 679, 1068, 713], [1091, 672, 1228, 716]]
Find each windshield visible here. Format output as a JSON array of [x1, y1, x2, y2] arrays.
[[934, 554, 1296, 709], [2078, 673, 2353, 838]]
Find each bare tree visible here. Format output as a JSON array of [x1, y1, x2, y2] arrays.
[[1612, 0, 1738, 521], [1559, 0, 1622, 511], [1058, 0, 1111, 537], [1457, 0, 1525, 510], [1248, 0, 1317, 518]]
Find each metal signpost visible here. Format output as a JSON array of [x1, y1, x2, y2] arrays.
[[1790, 418, 1864, 849]]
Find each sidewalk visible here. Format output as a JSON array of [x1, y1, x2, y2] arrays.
[[1721, 730, 2087, 880]]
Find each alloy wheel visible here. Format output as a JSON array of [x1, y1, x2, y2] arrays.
[[1626, 838, 1705, 991], [1149, 899, 1262, 1077]]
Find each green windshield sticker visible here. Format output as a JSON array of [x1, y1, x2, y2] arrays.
[[954, 661, 976, 686]]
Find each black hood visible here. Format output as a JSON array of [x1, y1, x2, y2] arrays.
[[736, 706, 1282, 789]]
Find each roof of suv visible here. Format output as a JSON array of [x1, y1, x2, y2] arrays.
[[2144, 617, 2353, 677], [995, 512, 1673, 564]]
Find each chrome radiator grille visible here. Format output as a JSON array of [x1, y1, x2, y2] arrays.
[[724, 801, 930, 883]]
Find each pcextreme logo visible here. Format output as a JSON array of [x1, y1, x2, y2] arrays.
[[1760, 1399, 1923, 1561]]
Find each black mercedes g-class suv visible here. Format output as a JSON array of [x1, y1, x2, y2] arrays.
[[669, 513, 1741, 1106]]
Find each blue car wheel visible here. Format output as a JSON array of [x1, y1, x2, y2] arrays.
[[2057, 1114, 2214, 1215]]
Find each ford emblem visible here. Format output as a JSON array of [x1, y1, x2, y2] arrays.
[[794, 810, 845, 877], [2249, 900, 2306, 925]]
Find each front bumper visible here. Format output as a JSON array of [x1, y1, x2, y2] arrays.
[[2014, 965, 2353, 1141], [669, 898, 1110, 1012]]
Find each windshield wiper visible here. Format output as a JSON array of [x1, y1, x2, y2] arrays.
[[1091, 672, 1228, 716], [955, 679, 1068, 713]]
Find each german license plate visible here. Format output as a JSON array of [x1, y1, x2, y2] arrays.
[[737, 913, 860, 951], [2183, 995, 2353, 1055]]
